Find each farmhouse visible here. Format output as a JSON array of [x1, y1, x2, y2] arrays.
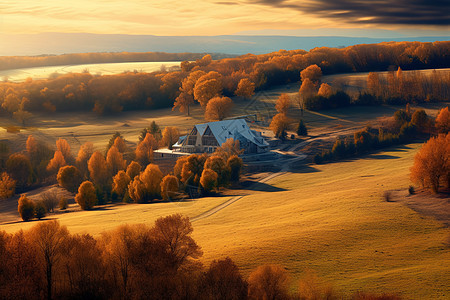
[[173, 119, 269, 154]]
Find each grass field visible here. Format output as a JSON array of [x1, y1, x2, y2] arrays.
[[2, 143, 449, 299]]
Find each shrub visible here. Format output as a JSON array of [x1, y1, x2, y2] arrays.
[[383, 191, 392, 202], [18, 194, 35, 221], [34, 201, 46, 220], [41, 190, 58, 212], [6, 153, 33, 190], [75, 181, 97, 210], [331, 138, 346, 159], [408, 185, 415, 195], [248, 264, 290, 300], [411, 109, 428, 131], [435, 106, 449, 134], [59, 198, 68, 210]]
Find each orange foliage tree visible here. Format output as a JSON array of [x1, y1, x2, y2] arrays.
[[318, 83, 333, 98], [126, 161, 141, 180], [200, 168, 218, 192], [57, 165, 82, 193], [6, 153, 32, 189], [106, 145, 126, 177], [300, 64, 322, 84], [275, 94, 290, 115], [235, 78, 255, 99], [205, 96, 233, 121], [128, 164, 163, 203], [161, 126, 180, 150], [75, 181, 97, 210], [194, 71, 223, 108], [56, 138, 74, 164], [87, 151, 108, 187], [76, 142, 94, 178], [135, 133, 158, 166], [46, 150, 67, 174], [17, 194, 35, 221], [410, 133, 449, 193], [435, 107, 449, 133], [160, 174, 179, 201], [299, 78, 317, 104], [270, 113, 290, 139], [248, 264, 290, 300], [0, 172, 16, 199], [112, 170, 131, 201]]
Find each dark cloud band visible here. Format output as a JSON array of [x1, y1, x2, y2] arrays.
[[249, 0, 450, 26]]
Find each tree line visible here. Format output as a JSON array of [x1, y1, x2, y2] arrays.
[[0, 51, 232, 71], [312, 106, 449, 194], [1, 41, 448, 124], [0, 217, 403, 300]]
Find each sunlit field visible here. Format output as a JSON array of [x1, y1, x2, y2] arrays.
[[3, 143, 448, 299], [0, 61, 181, 82]]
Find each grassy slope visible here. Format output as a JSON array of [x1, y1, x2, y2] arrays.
[[2, 143, 449, 298], [192, 143, 449, 299]]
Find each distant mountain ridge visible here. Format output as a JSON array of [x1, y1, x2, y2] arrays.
[[1, 33, 448, 56]]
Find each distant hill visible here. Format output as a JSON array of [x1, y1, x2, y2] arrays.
[[1, 33, 449, 56]]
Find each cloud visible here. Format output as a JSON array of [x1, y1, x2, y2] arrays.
[[251, 0, 450, 26]]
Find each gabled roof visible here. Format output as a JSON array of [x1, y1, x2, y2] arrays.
[[192, 119, 269, 147]]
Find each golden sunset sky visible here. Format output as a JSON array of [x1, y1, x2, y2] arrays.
[[1, 0, 448, 36]]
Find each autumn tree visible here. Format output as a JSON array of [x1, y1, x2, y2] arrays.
[[87, 151, 108, 187], [235, 78, 255, 99], [194, 71, 223, 108], [56, 138, 74, 164], [26, 135, 38, 159], [34, 201, 46, 220], [18, 194, 35, 221], [201, 257, 248, 300], [140, 163, 163, 200], [46, 150, 66, 174], [317, 83, 333, 98], [300, 64, 322, 84], [248, 264, 291, 300], [28, 220, 70, 300], [299, 78, 316, 103], [6, 153, 33, 190], [106, 145, 126, 177], [205, 155, 230, 186], [113, 136, 128, 153], [160, 174, 179, 201], [174, 156, 189, 180], [57, 165, 82, 193], [152, 214, 203, 271], [410, 133, 449, 193], [162, 126, 180, 150], [435, 107, 449, 133], [205, 96, 233, 121], [270, 113, 290, 139], [181, 154, 207, 186], [126, 161, 141, 180], [275, 94, 290, 115], [215, 138, 243, 161], [173, 70, 206, 115], [411, 109, 428, 132], [0, 172, 15, 199], [76, 142, 94, 178], [367, 72, 381, 97], [75, 181, 97, 210], [200, 168, 218, 192], [227, 155, 243, 183], [136, 133, 158, 166], [112, 170, 131, 201]]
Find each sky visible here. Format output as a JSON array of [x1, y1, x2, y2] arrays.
[[1, 0, 449, 36]]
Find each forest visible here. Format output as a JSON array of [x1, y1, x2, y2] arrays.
[[0, 41, 449, 122]]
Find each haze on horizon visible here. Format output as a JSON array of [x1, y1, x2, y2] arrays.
[[1, 0, 449, 37]]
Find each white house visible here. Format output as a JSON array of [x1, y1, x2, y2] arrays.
[[173, 119, 269, 154]]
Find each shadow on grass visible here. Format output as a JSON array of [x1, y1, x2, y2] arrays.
[[241, 181, 287, 192], [366, 154, 401, 160]]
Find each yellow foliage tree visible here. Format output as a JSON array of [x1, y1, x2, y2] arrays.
[[106, 145, 126, 177], [270, 113, 290, 139], [162, 126, 180, 150], [194, 71, 223, 108], [275, 94, 290, 115], [135, 133, 158, 166], [87, 151, 108, 187], [112, 170, 131, 200]]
